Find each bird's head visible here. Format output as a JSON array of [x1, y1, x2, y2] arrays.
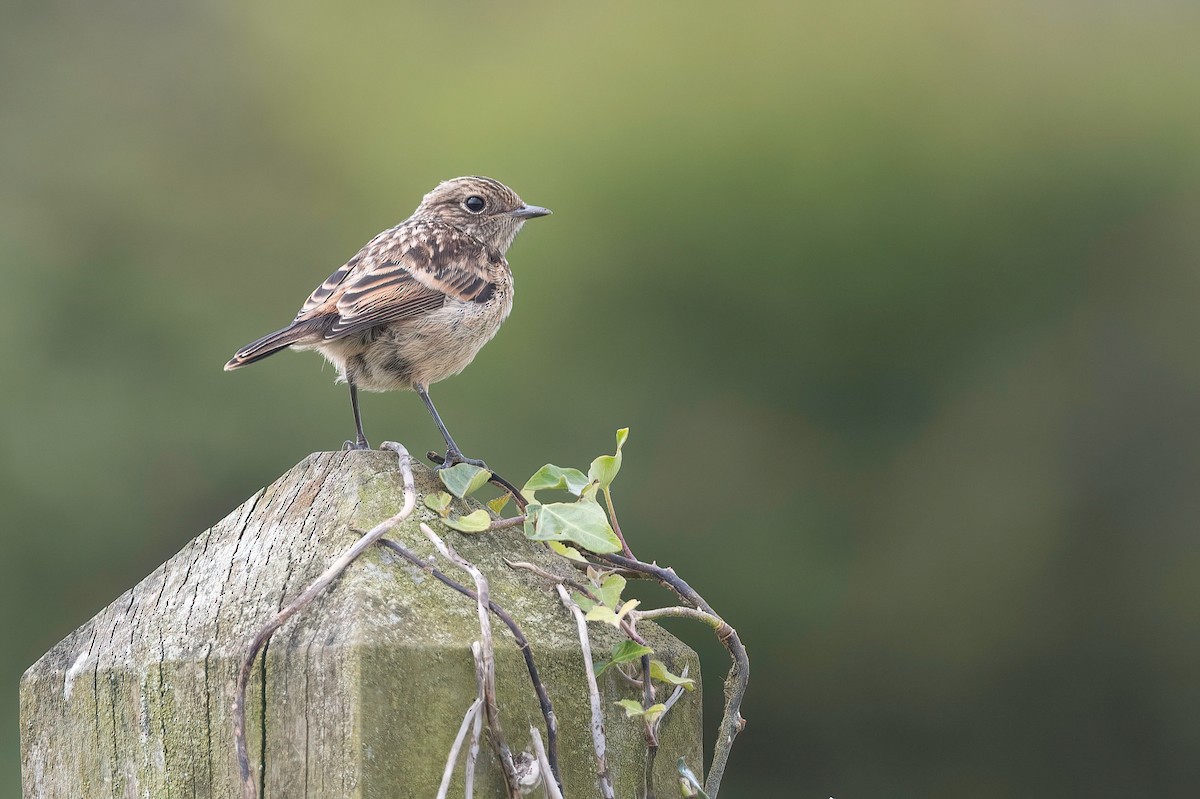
[[414, 176, 551, 253]]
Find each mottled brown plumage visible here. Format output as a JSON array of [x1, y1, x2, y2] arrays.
[[225, 176, 550, 464]]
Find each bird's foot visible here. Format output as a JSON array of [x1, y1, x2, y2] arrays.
[[436, 449, 489, 472], [342, 436, 372, 451]]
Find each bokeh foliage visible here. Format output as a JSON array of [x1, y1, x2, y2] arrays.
[[3, 1, 1200, 796]]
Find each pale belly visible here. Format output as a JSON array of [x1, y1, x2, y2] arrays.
[[310, 295, 512, 391]]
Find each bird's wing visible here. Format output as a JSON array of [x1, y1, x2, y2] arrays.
[[296, 221, 502, 340]]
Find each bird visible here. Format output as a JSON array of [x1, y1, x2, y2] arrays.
[[224, 175, 551, 469]]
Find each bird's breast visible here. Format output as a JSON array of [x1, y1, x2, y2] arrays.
[[343, 282, 512, 392]]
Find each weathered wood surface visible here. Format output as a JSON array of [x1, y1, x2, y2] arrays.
[[20, 450, 702, 798]]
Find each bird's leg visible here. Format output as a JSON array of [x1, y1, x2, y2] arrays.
[[416, 384, 487, 470], [343, 383, 371, 451]]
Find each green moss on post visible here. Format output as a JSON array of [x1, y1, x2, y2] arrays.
[[20, 451, 702, 798]]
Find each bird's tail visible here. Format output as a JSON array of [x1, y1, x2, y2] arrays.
[[224, 319, 324, 371]]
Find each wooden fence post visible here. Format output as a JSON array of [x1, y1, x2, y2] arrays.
[[20, 451, 702, 797]]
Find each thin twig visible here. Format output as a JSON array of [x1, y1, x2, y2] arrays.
[[632, 593, 658, 797], [467, 710, 484, 798], [662, 662, 691, 710], [594, 553, 749, 799], [640, 648, 658, 799], [487, 514, 526, 531], [232, 442, 417, 799], [641, 650, 657, 712], [631, 606, 729, 632], [613, 663, 644, 689], [644, 742, 658, 799], [466, 642, 487, 799], [591, 555, 715, 614], [602, 485, 634, 558], [556, 584, 616, 799], [379, 540, 561, 790], [422, 523, 522, 799], [529, 726, 565, 799], [645, 664, 691, 799], [504, 558, 593, 598], [506, 558, 649, 648], [437, 697, 482, 799], [660, 665, 691, 716]]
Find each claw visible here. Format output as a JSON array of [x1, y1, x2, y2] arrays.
[[437, 450, 488, 471]]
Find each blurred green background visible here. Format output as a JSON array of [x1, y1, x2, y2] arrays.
[[4, 1, 1200, 796]]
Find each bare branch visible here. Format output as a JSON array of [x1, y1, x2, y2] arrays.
[[504, 559, 607, 616], [644, 743, 658, 799], [644, 662, 692, 797], [503, 559, 580, 588], [422, 523, 522, 799], [640, 650, 657, 713], [505, 558, 649, 646], [529, 726, 565, 799], [232, 442, 416, 799], [436, 697, 482, 799], [640, 649, 658, 799], [487, 514, 526, 531], [602, 485, 634, 559], [466, 642, 487, 799], [631, 606, 728, 632], [660, 665, 691, 716], [556, 584, 616, 799], [594, 553, 749, 799]]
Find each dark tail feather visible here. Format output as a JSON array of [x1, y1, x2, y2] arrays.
[[224, 319, 324, 371]]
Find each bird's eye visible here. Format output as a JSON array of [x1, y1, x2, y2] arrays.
[[464, 196, 486, 213]]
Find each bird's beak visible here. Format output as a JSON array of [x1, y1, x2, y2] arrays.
[[508, 204, 552, 219]]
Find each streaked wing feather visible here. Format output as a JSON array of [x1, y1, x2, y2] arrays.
[[326, 272, 446, 336], [295, 256, 361, 320], [320, 221, 501, 339]]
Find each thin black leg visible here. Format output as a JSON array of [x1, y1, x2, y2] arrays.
[[416, 384, 486, 469], [343, 383, 370, 450]]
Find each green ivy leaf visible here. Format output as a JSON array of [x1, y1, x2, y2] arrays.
[[588, 456, 619, 490], [423, 492, 452, 515], [572, 592, 597, 613], [438, 463, 493, 498], [649, 660, 696, 691], [547, 541, 587, 562], [524, 500, 621, 554], [585, 598, 640, 628], [613, 639, 654, 661], [594, 640, 654, 676], [523, 504, 540, 538], [522, 464, 590, 503], [588, 428, 629, 489], [642, 703, 667, 726], [444, 509, 491, 533], [580, 480, 601, 502], [585, 605, 616, 625], [615, 699, 646, 718], [486, 494, 510, 515], [598, 574, 626, 608]]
